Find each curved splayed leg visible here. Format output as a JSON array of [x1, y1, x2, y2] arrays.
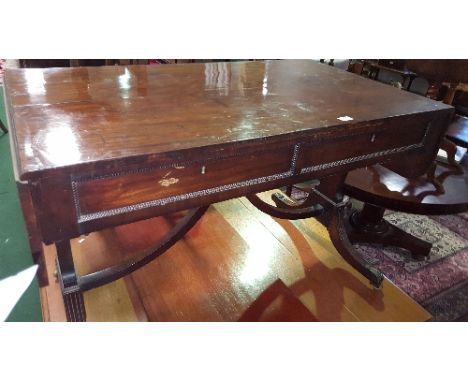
[[327, 203, 384, 288], [79, 205, 209, 292], [247, 192, 324, 220], [248, 182, 384, 289]]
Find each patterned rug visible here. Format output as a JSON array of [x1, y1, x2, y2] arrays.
[[289, 186, 468, 321], [355, 211, 468, 321]]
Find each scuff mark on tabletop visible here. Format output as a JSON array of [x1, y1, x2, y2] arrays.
[[159, 178, 179, 187]]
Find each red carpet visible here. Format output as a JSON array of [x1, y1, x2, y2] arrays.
[[355, 211, 468, 321]]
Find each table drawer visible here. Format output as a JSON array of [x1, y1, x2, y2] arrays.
[[73, 146, 293, 217], [296, 119, 428, 170]]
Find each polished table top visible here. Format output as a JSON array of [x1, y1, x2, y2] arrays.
[[4, 60, 452, 181]]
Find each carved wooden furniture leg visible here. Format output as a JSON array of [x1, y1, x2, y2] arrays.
[[326, 202, 384, 288], [247, 193, 324, 220], [248, 177, 384, 288], [55, 206, 208, 321], [348, 203, 432, 260], [439, 138, 464, 174], [312, 174, 384, 288], [79, 206, 208, 291], [55, 240, 86, 322], [425, 161, 444, 193]]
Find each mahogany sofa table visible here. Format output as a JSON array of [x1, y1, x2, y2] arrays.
[[3, 60, 453, 321]]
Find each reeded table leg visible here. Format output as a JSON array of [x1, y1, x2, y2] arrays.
[[55, 240, 86, 322]]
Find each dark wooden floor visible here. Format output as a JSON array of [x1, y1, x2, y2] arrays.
[[40, 192, 431, 322]]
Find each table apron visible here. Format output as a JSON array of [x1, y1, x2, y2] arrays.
[[30, 117, 438, 243]]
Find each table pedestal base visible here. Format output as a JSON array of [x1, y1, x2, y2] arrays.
[[347, 203, 432, 260], [248, 186, 384, 289]]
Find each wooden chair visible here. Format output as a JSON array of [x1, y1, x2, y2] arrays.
[[343, 60, 468, 258]]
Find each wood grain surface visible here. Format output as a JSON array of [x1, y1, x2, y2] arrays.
[[5, 60, 452, 180]]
